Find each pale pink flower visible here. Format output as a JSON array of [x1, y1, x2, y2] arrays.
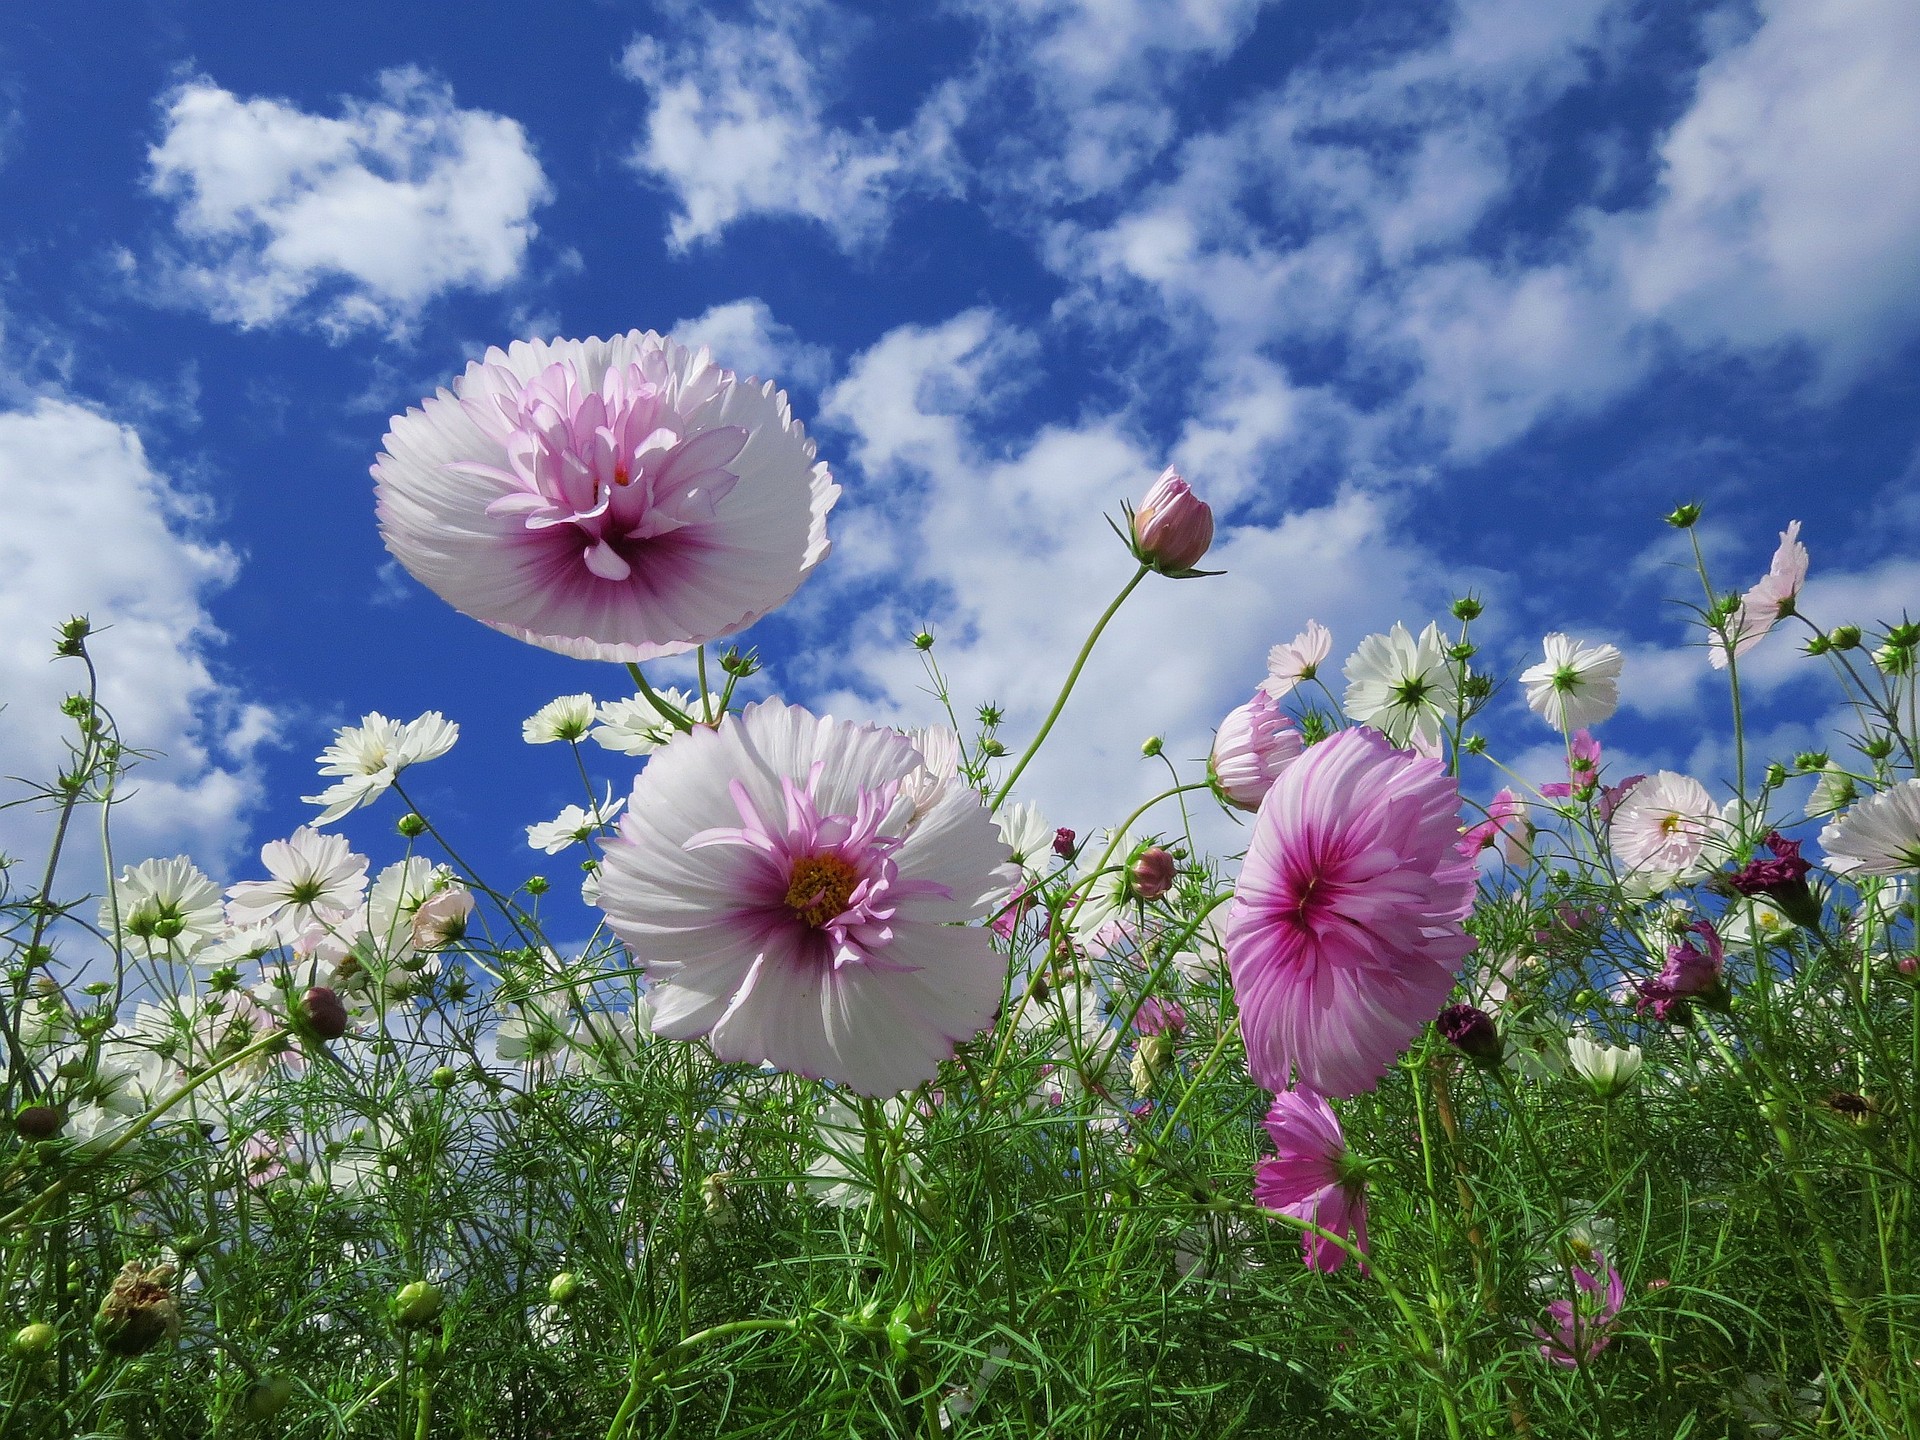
[[1710, 520, 1808, 669], [1209, 688, 1303, 811], [1226, 726, 1478, 1097], [226, 828, 369, 936], [1608, 771, 1722, 885], [1520, 634, 1623, 732], [1128, 466, 1214, 574], [595, 699, 1016, 1096], [1263, 621, 1332, 700], [1252, 1089, 1369, 1274], [374, 333, 838, 661], [1819, 780, 1920, 876], [1458, 789, 1531, 865]]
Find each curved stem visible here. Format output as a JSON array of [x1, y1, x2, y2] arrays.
[[624, 663, 695, 733]]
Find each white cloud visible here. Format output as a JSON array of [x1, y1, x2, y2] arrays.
[[144, 67, 551, 337], [669, 298, 833, 391], [0, 401, 266, 880], [623, 3, 960, 251]]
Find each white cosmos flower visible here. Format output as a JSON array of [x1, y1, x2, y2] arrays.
[[1520, 633, 1623, 732], [99, 856, 225, 962], [1820, 780, 1920, 876], [996, 801, 1054, 881], [805, 1094, 922, 1210], [1566, 1035, 1642, 1099], [526, 790, 626, 854], [1342, 621, 1457, 752], [523, 693, 598, 744], [590, 690, 698, 755], [226, 828, 370, 935], [1608, 772, 1724, 888], [303, 711, 458, 825], [495, 996, 578, 1071]]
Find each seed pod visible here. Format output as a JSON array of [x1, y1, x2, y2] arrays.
[[94, 1262, 183, 1357]]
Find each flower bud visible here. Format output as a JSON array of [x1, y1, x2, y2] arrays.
[[396, 812, 429, 838], [547, 1272, 583, 1306], [1829, 625, 1861, 650], [1209, 689, 1302, 811], [95, 1261, 182, 1357], [244, 1375, 295, 1419], [298, 986, 349, 1041], [1128, 467, 1214, 575], [1450, 595, 1483, 621], [390, 1280, 443, 1329], [1052, 827, 1076, 858], [912, 630, 935, 651], [1140, 735, 1163, 758], [1664, 502, 1701, 528], [702, 1172, 736, 1227], [1436, 1004, 1503, 1065], [1130, 847, 1176, 901], [14, 1104, 62, 1141], [1130, 1033, 1175, 1092], [9, 1322, 56, 1360], [429, 1065, 458, 1089]]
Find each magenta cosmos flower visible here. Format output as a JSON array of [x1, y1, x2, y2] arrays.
[[594, 699, 1016, 1096], [1252, 1088, 1369, 1273], [1227, 726, 1478, 1097], [1533, 1256, 1626, 1368], [374, 333, 838, 661]]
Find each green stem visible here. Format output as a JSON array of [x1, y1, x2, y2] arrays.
[[625, 662, 695, 733], [989, 565, 1148, 812]]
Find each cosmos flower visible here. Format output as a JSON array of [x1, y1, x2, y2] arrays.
[[1636, 919, 1726, 1020], [591, 689, 698, 755], [522, 693, 597, 744], [1533, 1255, 1626, 1368], [1520, 634, 1624, 732], [526, 790, 627, 854], [226, 828, 370, 937], [1566, 1035, 1642, 1099], [1457, 788, 1531, 865], [374, 332, 838, 661], [1711, 521, 1808, 670], [100, 857, 225, 962], [1819, 780, 1920, 876], [1128, 466, 1214, 574], [1226, 725, 1478, 1097], [1252, 1088, 1369, 1274], [1342, 622, 1457, 754], [1608, 771, 1723, 887], [303, 711, 459, 825], [1263, 620, 1332, 700], [1209, 687, 1303, 811], [594, 699, 1015, 1096], [996, 800, 1056, 880]]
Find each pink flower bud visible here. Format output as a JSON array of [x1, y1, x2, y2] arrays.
[[299, 986, 349, 1040], [1052, 827, 1076, 858], [1209, 688, 1302, 811], [1131, 846, 1176, 901], [1130, 467, 1214, 574]]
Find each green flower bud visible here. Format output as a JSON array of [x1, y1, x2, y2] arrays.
[[430, 1066, 458, 1089], [10, 1322, 56, 1360], [1829, 625, 1861, 650], [1449, 595, 1483, 621], [390, 1280, 443, 1329], [1664, 502, 1701, 528], [396, 812, 429, 838], [912, 630, 935, 651], [1140, 735, 1163, 758], [547, 1272, 583, 1306], [244, 1374, 295, 1419]]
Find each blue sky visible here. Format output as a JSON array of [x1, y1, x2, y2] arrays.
[[1, 0, 1916, 916]]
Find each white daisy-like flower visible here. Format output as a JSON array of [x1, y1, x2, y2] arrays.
[[526, 790, 626, 854], [496, 996, 578, 1071], [359, 858, 471, 966], [1068, 830, 1149, 943], [805, 1094, 923, 1210], [1607, 771, 1723, 887], [99, 856, 225, 962], [303, 711, 459, 826], [1519, 633, 1623, 732], [996, 800, 1054, 880], [226, 828, 370, 936], [1342, 621, 1457, 752], [589, 689, 699, 755], [1804, 763, 1858, 819], [1820, 780, 1920, 876], [523, 693, 598, 744], [1566, 1035, 1642, 1099], [1263, 620, 1332, 700]]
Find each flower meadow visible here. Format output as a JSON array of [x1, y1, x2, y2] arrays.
[[4, 334, 1918, 1440]]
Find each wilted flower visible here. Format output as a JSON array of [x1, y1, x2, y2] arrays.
[[1566, 1035, 1642, 1099], [1436, 1003, 1503, 1064], [1819, 780, 1920, 876], [1227, 726, 1477, 1097], [100, 857, 225, 962], [1342, 622, 1457, 754], [1209, 688, 1303, 811], [95, 1261, 183, 1357], [1710, 521, 1807, 669], [1264, 620, 1332, 700], [303, 711, 458, 825], [1252, 1089, 1369, 1274], [1636, 919, 1726, 1020], [1521, 634, 1624, 732], [1533, 1256, 1625, 1367], [1127, 466, 1214, 575], [522, 693, 597, 744], [596, 700, 1015, 1096], [1726, 831, 1821, 927], [375, 333, 838, 661]]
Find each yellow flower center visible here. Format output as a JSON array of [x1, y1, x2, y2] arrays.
[[784, 855, 860, 928]]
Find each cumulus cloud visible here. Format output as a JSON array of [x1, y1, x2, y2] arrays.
[[623, 2, 960, 251], [669, 298, 833, 391], [0, 401, 267, 879], [143, 67, 551, 337]]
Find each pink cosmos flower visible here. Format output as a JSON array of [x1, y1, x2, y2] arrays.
[[1263, 621, 1332, 700], [1608, 771, 1722, 885], [1711, 520, 1808, 670], [1252, 1089, 1369, 1273], [1636, 919, 1726, 1020], [1533, 1256, 1626, 1367], [594, 699, 1016, 1096], [374, 333, 838, 661], [1209, 687, 1304, 811], [1457, 788, 1531, 865], [1226, 726, 1479, 1097], [1133, 996, 1187, 1036]]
